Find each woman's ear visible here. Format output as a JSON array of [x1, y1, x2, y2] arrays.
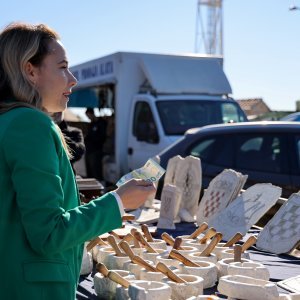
[[24, 61, 39, 86]]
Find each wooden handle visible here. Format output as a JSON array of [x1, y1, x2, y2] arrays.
[[161, 232, 175, 246], [132, 255, 157, 272], [86, 237, 108, 252], [223, 232, 243, 247], [107, 235, 124, 256], [121, 233, 134, 244], [86, 237, 100, 252], [200, 232, 223, 256], [134, 232, 157, 253], [108, 271, 130, 288], [241, 235, 257, 252], [119, 241, 135, 261], [156, 262, 186, 283], [141, 224, 154, 242], [234, 244, 242, 262], [96, 263, 109, 277], [172, 237, 183, 250], [109, 231, 121, 240], [169, 249, 200, 267], [122, 214, 135, 221], [199, 227, 217, 244], [188, 222, 208, 239], [130, 228, 141, 248]]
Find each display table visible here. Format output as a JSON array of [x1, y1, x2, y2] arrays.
[[76, 223, 300, 299]]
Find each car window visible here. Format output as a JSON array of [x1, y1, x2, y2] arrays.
[[240, 137, 263, 151], [133, 101, 159, 144], [156, 100, 246, 135], [189, 135, 234, 167], [221, 103, 247, 123], [190, 138, 216, 161], [236, 134, 282, 173], [295, 137, 300, 170]]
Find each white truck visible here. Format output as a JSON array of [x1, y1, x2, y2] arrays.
[[70, 52, 247, 184]]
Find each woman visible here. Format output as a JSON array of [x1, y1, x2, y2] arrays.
[[0, 23, 155, 299]]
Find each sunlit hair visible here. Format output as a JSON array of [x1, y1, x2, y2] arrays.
[[0, 22, 72, 157]]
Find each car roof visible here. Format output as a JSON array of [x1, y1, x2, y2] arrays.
[[280, 112, 300, 120], [185, 121, 300, 136]]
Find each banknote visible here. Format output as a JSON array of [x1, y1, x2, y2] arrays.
[[116, 158, 165, 187]]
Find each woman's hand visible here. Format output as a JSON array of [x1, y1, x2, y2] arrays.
[[115, 179, 156, 210]]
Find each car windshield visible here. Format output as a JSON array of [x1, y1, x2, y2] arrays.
[[156, 100, 247, 135]]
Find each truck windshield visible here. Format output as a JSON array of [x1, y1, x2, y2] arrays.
[[156, 100, 247, 135]]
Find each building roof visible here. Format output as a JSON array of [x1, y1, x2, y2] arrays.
[[237, 98, 271, 116]]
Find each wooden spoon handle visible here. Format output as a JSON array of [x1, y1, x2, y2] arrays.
[[107, 235, 124, 256], [119, 241, 135, 261], [132, 255, 157, 272], [241, 235, 257, 252], [199, 227, 217, 244], [130, 228, 141, 248], [96, 262, 109, 277], [141, 224, 154, 242], [169, 249, 199, 267], [188, 222, 208, 239], [223, 232, 243, 247], [134, 232, 157, 253], [200, 232, 223, 256], [109, 231, 121, 240], [172, 237, 183, 250], [108, 271, 130, 288], [234, 244, 242, 262], [161, 232, 175, 246], [121, 233, 134, 245], [156, 262, 186, 283], [86, 237, 108, 252]]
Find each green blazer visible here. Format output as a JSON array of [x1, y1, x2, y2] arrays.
[[0, 107, 122, 300]]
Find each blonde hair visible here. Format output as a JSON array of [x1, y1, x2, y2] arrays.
[[0, 22, 72, 157]]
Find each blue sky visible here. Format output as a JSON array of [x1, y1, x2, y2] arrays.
[[1, 0, 300, 111]]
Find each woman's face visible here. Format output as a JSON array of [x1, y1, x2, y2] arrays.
[[34, 39, 77, 113]]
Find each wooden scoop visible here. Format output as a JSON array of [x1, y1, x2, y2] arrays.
[[86, 236, 108, 252], [107, 235, 125, 256], [241, 235, 257, 252], [130, 228, 141, 248], [156, 262, 186, 283], [199, 227, 217, 244], [132, 255, 157, 272], [96, 262, 109, 277], [200, 232, 223, 257], [223, 232, 243, 247], [169, 249, 200, 267], [107, 270, 130, 288], [187, 222, 208, 239], [234, 244, 242, 262], [141, 224, 154, 242], [119, 241, 135, 261], [133, 231, 158, 253]]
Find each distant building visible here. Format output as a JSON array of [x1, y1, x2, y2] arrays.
[[237, 98, 271, 120]]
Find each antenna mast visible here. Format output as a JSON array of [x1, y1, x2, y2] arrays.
[[195, 0, 223, 55]]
